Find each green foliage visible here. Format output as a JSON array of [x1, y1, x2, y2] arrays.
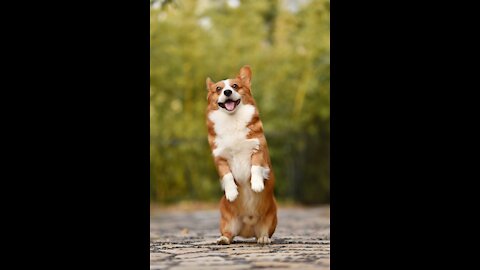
[[150, 0, 330, 204]]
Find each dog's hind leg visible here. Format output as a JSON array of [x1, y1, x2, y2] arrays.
[[217, 198, 242, 245], [254, 205, 277, 245]]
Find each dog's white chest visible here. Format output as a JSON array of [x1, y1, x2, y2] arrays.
[[209, 104, 256, 183]]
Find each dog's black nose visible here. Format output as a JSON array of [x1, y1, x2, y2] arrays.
[[224, 90, 232, 97]]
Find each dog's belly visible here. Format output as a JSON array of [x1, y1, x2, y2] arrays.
[[238, 224, 256, 238], [227, 148, 252, 183], [236, 189, 261, 238], [238, 185, 260, 214], [239, 185, 261, 238]]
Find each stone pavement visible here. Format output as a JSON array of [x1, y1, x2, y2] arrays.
[[150, 206, 330, 269]]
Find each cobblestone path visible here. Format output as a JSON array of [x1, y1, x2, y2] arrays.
[[150, 206, 330, 269]]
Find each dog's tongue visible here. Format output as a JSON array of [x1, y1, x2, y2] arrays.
[[225, 100, 236, 111]]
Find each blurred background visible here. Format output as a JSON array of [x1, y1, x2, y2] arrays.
[[150, 0, 329, 206]]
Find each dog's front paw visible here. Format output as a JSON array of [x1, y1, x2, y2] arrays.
[[222, 173, 238, 201], [250, 166, 266, 192], [225, 187, 239, 201], [251, 174, 264, 192]]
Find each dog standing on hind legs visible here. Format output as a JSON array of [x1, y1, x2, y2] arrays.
[[206, 65, 277, 245]]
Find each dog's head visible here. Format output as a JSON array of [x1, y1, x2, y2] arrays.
[[206, 65, 254, 114]]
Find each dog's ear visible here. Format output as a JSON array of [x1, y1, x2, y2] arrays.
[[238, 65, 252, 87], [206, 77, 215, 90]]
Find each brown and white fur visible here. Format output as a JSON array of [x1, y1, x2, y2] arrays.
[[206, 65, 277, 245]]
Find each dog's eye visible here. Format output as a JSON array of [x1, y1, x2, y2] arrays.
[[232, 84, 238, 89], [216, 86, 222, 92]]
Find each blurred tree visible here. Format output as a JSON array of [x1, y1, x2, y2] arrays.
[[150, 0, 329, 204]]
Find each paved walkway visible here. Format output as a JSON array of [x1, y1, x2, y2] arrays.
[[150, 206, 330, 269]]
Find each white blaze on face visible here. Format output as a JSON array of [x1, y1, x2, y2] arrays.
[[217, 79, 231, 104], [222, 79, 232, 91], [222, 80, 236, 110]]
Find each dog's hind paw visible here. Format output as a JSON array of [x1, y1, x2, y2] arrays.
[[257, 236, 272, 245], [216, 236, 231, 245]]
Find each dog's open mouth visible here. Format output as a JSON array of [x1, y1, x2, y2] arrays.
[[218, 99, 241, 111]]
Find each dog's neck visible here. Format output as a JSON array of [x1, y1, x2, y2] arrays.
[[209, 103, 255, 135]]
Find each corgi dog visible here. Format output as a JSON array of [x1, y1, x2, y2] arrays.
[[206, 65, 277, 245]]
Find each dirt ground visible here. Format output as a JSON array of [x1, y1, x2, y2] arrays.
[[150, 205, 330, 269]]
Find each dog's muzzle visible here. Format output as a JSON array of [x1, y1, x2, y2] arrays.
[[218, 99, 241, 111]]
